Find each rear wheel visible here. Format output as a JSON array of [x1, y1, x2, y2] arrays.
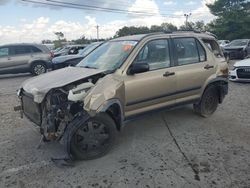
[[31, 62, 47, 75], [193, 85, 219, 118], [69, 113, 117, 160]]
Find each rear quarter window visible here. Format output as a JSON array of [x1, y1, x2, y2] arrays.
[[202, 39, 223, 58]]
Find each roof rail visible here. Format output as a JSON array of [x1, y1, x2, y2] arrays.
[[174, 29, 201, 33]]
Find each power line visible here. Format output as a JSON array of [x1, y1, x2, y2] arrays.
[[21, 0, 182, 18], [46, 0, 182, 17], [64, 0, 209, 14]]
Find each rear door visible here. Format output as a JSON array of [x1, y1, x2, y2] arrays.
[[8, 45, 32, 68], [171, 37, 216, 103]]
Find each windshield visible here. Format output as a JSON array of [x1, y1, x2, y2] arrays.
[[57, 46, 70, 53], [79, 42, 102, 57], [77, 40, 137, 71], [228, 40, 248, 46]]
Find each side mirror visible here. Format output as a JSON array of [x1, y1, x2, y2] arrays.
[[128, 63, 149, 75]]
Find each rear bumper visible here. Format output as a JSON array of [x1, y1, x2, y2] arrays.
[[224, 50, 244, 59]]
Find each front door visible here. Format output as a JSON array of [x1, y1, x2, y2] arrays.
[[124, 38, 177, 117]]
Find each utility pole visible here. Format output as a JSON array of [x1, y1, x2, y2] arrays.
[[184, 13, 192, 28], [96, 25, 99, 41]]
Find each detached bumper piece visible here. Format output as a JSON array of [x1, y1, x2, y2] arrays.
[[21, 91, 42, 126]]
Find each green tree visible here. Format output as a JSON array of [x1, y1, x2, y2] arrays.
[[161, 23, 178, 31], [207, 0, 250, 40], [115, 26, 150, 37], [150, 25, 163, 32], [54, 32, 64, 41]]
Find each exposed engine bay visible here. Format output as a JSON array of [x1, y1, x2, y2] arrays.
[[22, 73, 103, 142]]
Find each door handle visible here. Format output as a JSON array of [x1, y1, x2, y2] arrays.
[[204, 64, 214, 70], [163, 71, 175, 77]]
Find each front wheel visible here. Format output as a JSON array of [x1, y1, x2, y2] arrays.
[[31, 62, 47, 75], [193, 86, 219, 118], [68, 113, 117, 160]]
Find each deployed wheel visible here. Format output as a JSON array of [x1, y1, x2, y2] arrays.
[[69, 113, 117, 160], [193, 85, 219, 118], [31, 62, 47, 76]]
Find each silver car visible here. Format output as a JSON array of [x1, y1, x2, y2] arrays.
[[0, 43, 52, 75]]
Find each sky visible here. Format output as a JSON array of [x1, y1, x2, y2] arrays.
[[0, 0, 215, 45]]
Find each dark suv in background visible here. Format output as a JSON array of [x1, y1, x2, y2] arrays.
[[0, 43, 52, 75]]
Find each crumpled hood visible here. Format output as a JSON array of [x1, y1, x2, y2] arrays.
[[52, 54, 82, 64], [234, 59, 250, 67], [223, 45, 246, 50], [21, 67, 104, 103]]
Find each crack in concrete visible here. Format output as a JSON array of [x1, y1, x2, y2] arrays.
[[161, 113, 201, 182]]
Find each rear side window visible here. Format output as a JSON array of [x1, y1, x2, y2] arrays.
[[31, 46, 42, 53], [202, 39, 223, 58], [134, 39, 171, 71], [0, 47, 9, 57], [12, 46, 31, 55], [173, 38, 200, 65]]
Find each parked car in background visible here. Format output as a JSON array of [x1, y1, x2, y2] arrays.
[[218, 40, 230, 47], [16, 32, 228, 161], [52, 42, 103, 70], [229, 58, 250, 82], [53, 45, 87, 57], [0, 43, 52, 75], [223, 39, 250, 60], [52, 47, 63, 53]]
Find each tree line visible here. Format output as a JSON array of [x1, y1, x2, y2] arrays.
[[43, 0, 250, 47], [116, 0, 250, 40]]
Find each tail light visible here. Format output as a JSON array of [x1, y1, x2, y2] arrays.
[[50, 52, 54, 58]]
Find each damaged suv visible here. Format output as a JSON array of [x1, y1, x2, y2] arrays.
[[16, 31, 229, 160]]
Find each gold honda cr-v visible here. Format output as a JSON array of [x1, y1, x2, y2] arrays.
[[16, 31, 228, 162]]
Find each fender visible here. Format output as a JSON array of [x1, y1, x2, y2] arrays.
[[97, 98, 125, 127], [203, 76, 228, 103]]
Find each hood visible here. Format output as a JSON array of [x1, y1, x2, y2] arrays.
[[234, 59, 250, 67], [21, 66, 104, 103], [224, 46, 246, 50], [52, 54, 82, 64]]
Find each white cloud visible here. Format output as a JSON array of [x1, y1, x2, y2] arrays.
[[164, 1, 176, 6], [186, 1, 197, 5], [128, 0, 160, 16], [0, 0, 217, 45], [191, 0, 215, 22]]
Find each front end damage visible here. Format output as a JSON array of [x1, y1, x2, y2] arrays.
[[16, 71, 125, 164]]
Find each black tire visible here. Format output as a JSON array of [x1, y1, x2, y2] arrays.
[[193, 85, 219, 118], [67, 113, 117, 160], [31, 62, 47, 76]]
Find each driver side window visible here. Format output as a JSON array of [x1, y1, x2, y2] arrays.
[[134, 39, 170, 71]]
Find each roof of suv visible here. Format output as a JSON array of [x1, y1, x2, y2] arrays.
[[111, 31, 216, 42], [0, 43, 44, 47], [0, 43, 50, 53]]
